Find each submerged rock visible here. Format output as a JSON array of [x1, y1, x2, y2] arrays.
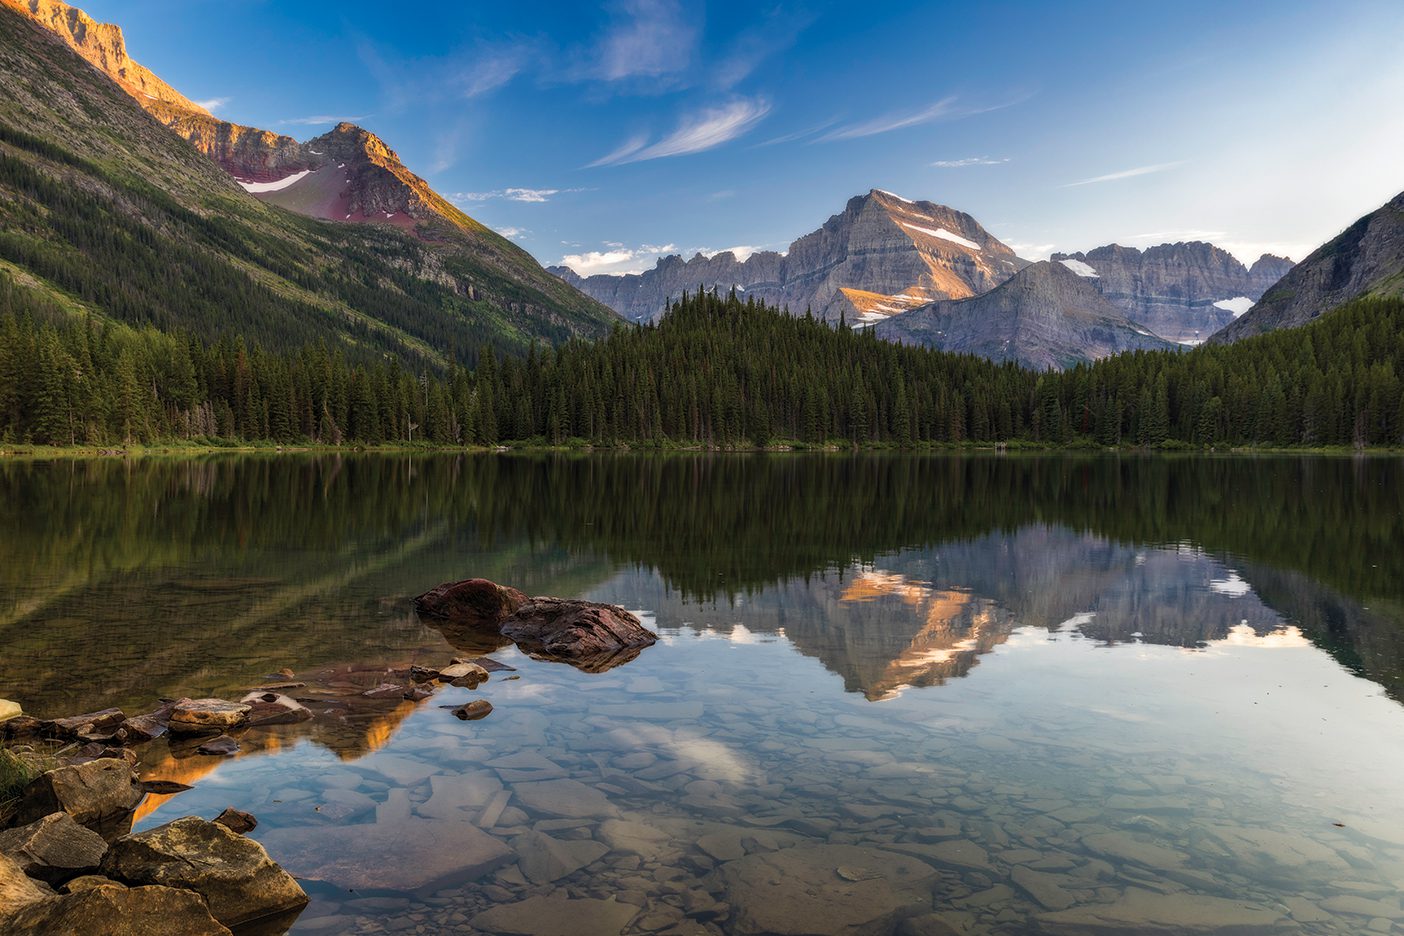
[[0, 883, 232, 936], [470, 894, 641, 936], [11, 758, 145, 830], [1037, 888, 1290, 934], [414, 578, 527, 624], [167, 700, 251, 737], [510, 830, 609, 884], [100, 817, 307, 931], [452, 700, 493, 721], [0, 813, 108, 885], [718, 844, 937, 935]]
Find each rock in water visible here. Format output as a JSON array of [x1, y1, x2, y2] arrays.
[[12, 758, 145, 829], [501, 598, 657, 662], [452, 700, 493, 721], [166, 699, 251, 736], [1036, 888, 1289, 934], [0, 813, 108, 885], [718, 844, 937, 935], [238, 692, 311, 727], [470, 895, 641, 936], [212, 809, 257, 835], [0, 883, 232, 936], [0, 700, 20, 723], [414, 578, 527, 623], [100, 817, 307, 930]]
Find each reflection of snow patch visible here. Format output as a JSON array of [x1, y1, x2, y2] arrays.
[[1214, 296, 1254, 317], [1057, 611, 1096, 631], [899, 221, 981, 251], [1058, 258, 1099, 278], [1214, 623, 1309, 649], [1209, 571, 1251, 597], [728, 624, 760, 644], [237, 169, 314, 193]]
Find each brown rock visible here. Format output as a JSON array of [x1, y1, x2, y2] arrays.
[[167, 700, 250, 737], [212, 808, 257, 835], [0, 883, 232, 936], [11, 758, 144, 829], [100, 817, 307, 930], [238, 692, 311, 727], [471, 895, 640, 936], [0, 813, 108, 884], [452, 700, 493, 721], [0, 851, 50, 916], [119, 704, 174, 743], [34, 708, 126, 742], [502, 598, 657, 661], [138, 780, 193, 795], [414, 578, 527, 623], [195, 736, 239, 757]]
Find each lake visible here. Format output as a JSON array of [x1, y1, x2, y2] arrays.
[[2, 453, 1403, 935]]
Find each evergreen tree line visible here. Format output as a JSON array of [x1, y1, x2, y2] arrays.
[[1, 282, 1402, 448]]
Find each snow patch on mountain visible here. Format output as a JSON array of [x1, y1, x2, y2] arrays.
[[874, 189, 914, 204], [1058, 258, 1099, 278], [1213, 296, 1254, 317], [899, 221, 981, 251], [237, 169, 314, 193]]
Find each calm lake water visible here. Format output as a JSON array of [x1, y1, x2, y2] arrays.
[[3, 454, 1404, 935]]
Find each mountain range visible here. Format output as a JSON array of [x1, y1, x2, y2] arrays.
[[551, 189, 1027, 324], [0, 0, 616, 366]]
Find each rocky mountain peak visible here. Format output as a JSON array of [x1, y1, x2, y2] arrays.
[[1, 0, 207, 115]]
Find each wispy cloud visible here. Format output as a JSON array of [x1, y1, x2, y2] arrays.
[[592, 0, 698, 82], [453, 42, 537, 98], [820, 97, 958, 141], [1125, 229, 1227, 243], [455, 187, 589, 204], [279, 114, 370, 127], [932, 156, 1009, 168], [559, 242, 678, 275], [194, 97, 231, 114], [1005, 241, 1058, 260], [755, 118, 841, 147], [1063, 161, 1184, 187], [494, 226, 527, 239], [710, 8, 813, 90], [589, 98, 770, 167]]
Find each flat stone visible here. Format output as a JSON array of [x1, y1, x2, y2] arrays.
[[195, 735, 239, 757], [512, 779, 619, 819], [100, 817, 307, 930], [1012, 865, 1074, 910], [889, 839, 992, 873], [212, 808, 257, 835], [0, 700, 21, 723], [1038, 888, 1289, 934], [471, 895, 639, 936], [0, 883, 232, 936], [167, 699, 250, 736], [258, 817, 514, 894], [239, 692, 312, 727], [510, 830, 609, 884], [0, 813, 108, 884], [358, 754, 438, 786], [12, 758, 144, 829], [453, 700, 493, 720], [720, 844, 937, 935], [598, 818, 673, 860], [1320, 895, 1403, 919], [487, 752, 568, 782], [1208, 826, 1350, 871], [418, 773, 503, 820], [1080, 831, 1186, 869]]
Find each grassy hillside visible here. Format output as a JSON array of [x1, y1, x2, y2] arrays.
[[0, 6, 615, 370]]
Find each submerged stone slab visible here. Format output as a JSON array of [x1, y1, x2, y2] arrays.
[[1038, 888, 1290, 934], [719, 844, 937, 935], [510, 830, 609, 884], [471, 895, 640, 936], [512, 779, 619, 819], [258, 817, 513, 894]]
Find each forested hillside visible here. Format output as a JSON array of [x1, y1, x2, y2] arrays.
[[2, 285, 1400, 449]]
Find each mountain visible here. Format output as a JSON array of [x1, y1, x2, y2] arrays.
[[550, 189, 1026, 323], [1049, 243, 1292, 345], [875, 261, 1176, 370], [1212, 189, 1404, 343], [0, 0, 616, 364]]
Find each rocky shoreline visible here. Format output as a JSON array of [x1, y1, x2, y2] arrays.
[[0, 582, 654, 935]]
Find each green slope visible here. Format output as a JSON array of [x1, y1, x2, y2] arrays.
[[0, 6, 616, 369]]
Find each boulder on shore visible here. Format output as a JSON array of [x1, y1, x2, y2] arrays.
[[0, 813, 108, 885], [415, 579, 657, 669], [0, 852, 50, 917], [100, 816, 306, 931], [0, 701, 20, 724], [11, 758, 145, 831], [0, 883, 232, 936]]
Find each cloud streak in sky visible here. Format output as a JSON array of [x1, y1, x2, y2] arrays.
[[194, 97, 231, 114], [1063, 161, 1184, 187], [592, 0, 698, 82], [559, 242, 679, 274], [817, 92, 1030, 142], [279, 114, 370, 126], [588, 98, 770, 166], [456, 187, 588, 203], [931, 156, 1009, 168]]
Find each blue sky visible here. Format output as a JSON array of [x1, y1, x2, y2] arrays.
[[86, 0, 1404, 274]]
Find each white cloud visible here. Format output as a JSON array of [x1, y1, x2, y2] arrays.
[[193, 97, 231, 114], [1125, 229, 1228, 243], [695, 245, 762, 261], [559, 243, 678, 275], [453, 43, 535, 98], [931, 156, 1009, 168], [821, 97, 957, 141], [594, 0, 698, 81], [589, 98, 770, 167], [495, 226, 527, 239], [279, 114, 370, 127], [1005, 242, 1058, 260], [455, 187, 588, 204], [1063, 161, 1185, 187]]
